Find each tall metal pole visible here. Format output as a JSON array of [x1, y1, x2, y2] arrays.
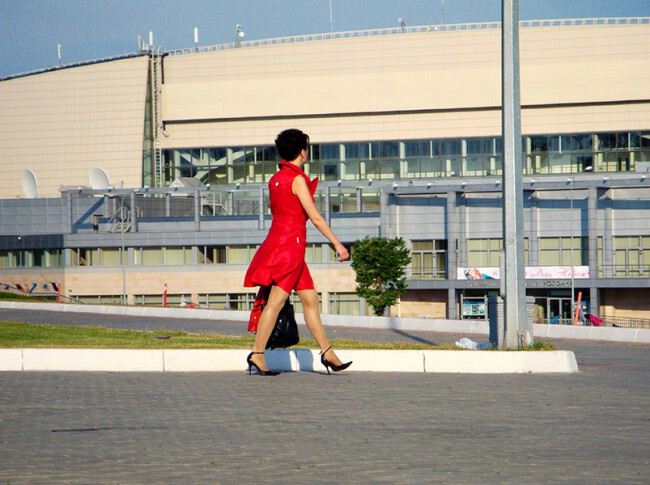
[[570, 177, 574, 324], [121, 195, 127, 305], [501, 0, 528, 348]]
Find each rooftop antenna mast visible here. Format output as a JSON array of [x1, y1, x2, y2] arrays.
[[57, 43, 62, 66], [440, 0, 446, 24], [329, 0, 333, 32], [194, 27, 199, 49]]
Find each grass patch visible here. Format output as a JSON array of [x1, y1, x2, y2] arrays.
[[0, 292, 53, 302], [0, 321, 459, 350], [0, 321, 556, 351]]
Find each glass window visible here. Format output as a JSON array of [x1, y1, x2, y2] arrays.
[[200, 293, 229, 309], [411, 240, 447, 279], [165, 246, 191, 265], [404, 140, 430, 158], [0, 250, 13, 268], [341, 159, 360, 180], [468, 238, 502, 267], [561, 134, 592, 151], [305, 244, 322, 264], [226, 293, 255, 311], [329, 292, 366, 316], [371, 141, 399, 159], [226, 245, 257, 264], [139, 247, 163, 266], [318, 144, 339, 160], [466, 138, 493, 155], [539, 237, 587, 266], [640, 132, 650, 148], [329, 188, 357, 213], [434, 139, 461, 156], [101, 248, 122, 266], [343, 142, 370, 160], [360, 189, 380, 212], [530, 136, 549, 153], [199, 246, 226, 264], [134, 294, 163, 306], [380, 159, 400, 179]]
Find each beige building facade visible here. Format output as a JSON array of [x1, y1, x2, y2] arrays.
[[1, 18, 649, 325]]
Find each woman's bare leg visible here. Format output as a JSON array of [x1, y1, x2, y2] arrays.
[[251, 285, 290, 370], [297, 288, 344, 366]]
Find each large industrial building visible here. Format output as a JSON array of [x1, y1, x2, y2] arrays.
[[1, 18, 649, 325]]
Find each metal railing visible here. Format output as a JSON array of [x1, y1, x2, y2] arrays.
[[600, 316, 650, 329], [166, 17, 650, 56], [0, 290, 84, 304]]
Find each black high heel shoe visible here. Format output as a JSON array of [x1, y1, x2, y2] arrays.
[[247, 351, 280, 376], [320, 346, 352, 375]]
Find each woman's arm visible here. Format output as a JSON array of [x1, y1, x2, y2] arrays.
[[292, 175, 350, 261]]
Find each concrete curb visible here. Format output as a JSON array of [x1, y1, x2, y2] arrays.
[[0, 348, 579, 373], [1, 301, 649, 344]]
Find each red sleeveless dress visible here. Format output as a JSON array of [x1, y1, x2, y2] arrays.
[[244, 161, 319, 293]]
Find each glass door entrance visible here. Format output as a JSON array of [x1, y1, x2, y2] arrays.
[[547, 297, 572, 325]]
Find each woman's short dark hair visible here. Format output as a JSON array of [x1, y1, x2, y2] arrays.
[[275, 129, 310, 161]]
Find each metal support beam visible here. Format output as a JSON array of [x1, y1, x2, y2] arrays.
[[501, 0, 529, 348]]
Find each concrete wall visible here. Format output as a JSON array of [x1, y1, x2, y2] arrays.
[[399, 289, 447, 318]]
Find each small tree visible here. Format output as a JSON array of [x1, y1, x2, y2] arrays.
[[351, 236, 411, 316]]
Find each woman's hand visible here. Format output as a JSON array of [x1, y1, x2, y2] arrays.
[[335, 243, 349, 262]]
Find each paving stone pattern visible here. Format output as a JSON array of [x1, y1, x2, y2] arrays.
[[0, 344, 649, 483]]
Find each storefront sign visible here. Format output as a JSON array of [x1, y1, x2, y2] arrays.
[[458, 266, 589, 280]]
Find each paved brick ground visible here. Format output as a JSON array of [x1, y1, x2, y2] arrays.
[[1, 309, 649, 483]]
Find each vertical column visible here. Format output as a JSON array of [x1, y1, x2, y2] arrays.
[[165, 193, 171, 217], [379, 189, 392, 237], [447, 190, 459, 319], [588, 186, 600, 315], [603, 190, 613, 271], [130, 191, 137, 232], [258, 187, 265, 230], [501, 0, 528, 347], [67, 192, 74, 234], [528, 190, 539, 266], [325, 186, 331, 225], [194, 190, 200, 231]]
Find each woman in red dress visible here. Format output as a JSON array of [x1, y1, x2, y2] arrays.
[[244, 129, 352, 375]]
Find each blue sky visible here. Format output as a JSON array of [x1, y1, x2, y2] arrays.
[[1, 0, 649, 77]]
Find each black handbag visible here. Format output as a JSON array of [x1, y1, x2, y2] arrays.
[[266, 300, 300, 349]]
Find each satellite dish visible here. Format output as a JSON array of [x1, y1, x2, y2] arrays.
[[89, 168, 111, 190], [21, 169, 38, 198]]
